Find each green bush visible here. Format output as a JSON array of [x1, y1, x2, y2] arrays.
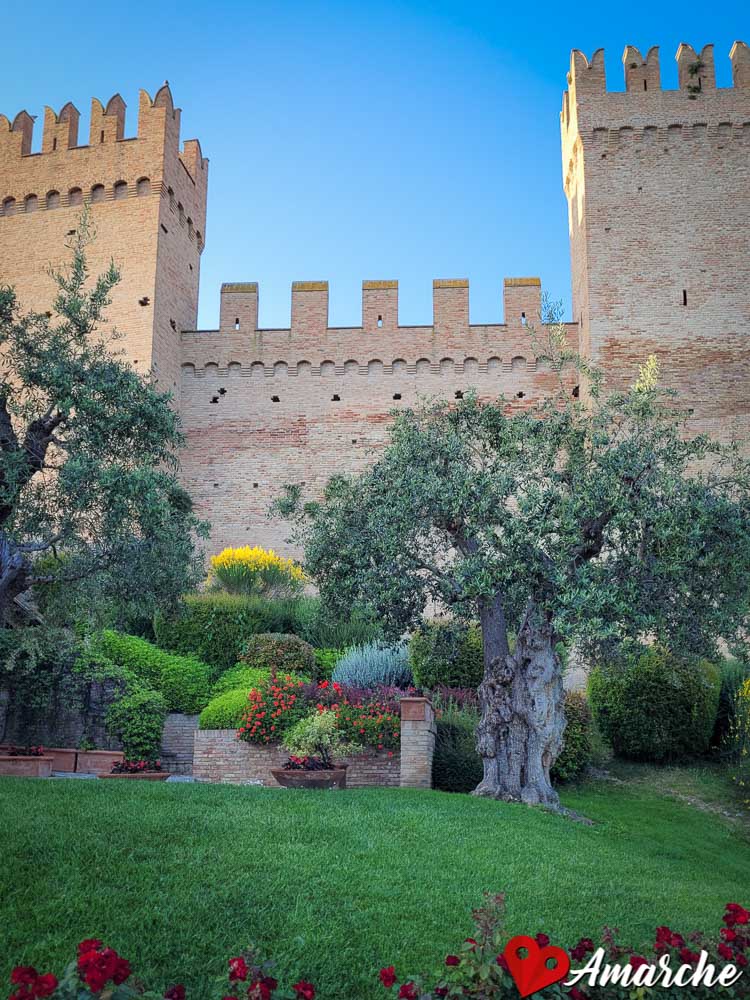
[[240, 633, 317, 678], [432, 707, 483, 793], [589, 646, 721, 763], [332, 642, 412, 689], [106, 686, 168, 760], [409, 620, 484, 690], [212, 664, 271, 696], [712, 659, 750, 749], [96, 631, 211, 714], [199, 688, 252, 730], [551, 691, 593, 783], [314, 648, 345, 681], [154, 594, 304, 672]]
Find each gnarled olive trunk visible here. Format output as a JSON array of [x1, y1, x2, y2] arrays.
[[473, 599, 566, 808], [0, 532, 31, 625]]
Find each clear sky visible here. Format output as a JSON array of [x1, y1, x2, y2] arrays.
[[1, 1, 747, 330]]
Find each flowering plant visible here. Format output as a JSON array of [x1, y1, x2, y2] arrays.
[[237, 678, 307, 745], [378, 896, 750, 998], [283, 710, 363, 768], [209, 545, 306, 598], [7, 941, 316, 1000], [308, 682, 401, 752], [111, 759, 163, 774], [7, 745, 45, 757]]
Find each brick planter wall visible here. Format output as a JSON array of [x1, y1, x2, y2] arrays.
[[193, 696, 434, 788], [160, 713, 199, 774]]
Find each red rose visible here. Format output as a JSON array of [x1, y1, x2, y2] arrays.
[[34, 974, 58, 998], [737, 954, 748, 967], [435, 990, 448, 998], [77, 940, 103, 956], [113, 957, 131, 984], [570, 938, 595, 962], [629, 955, 649, 969], [292, 981, 315, 1000], [445, 955, 460, 966], [229, 957, 249, 982], [535, 933, 550, 947], [164, 985, 186, 1000], [379, 967, 397, 988], [10, 969, 37, 986], [725, 904, 750, 927], [719, 943, 734, 961], [261, 977, 278, 991], [397, 985, 417, 1000], [679, 948, 700, 965]]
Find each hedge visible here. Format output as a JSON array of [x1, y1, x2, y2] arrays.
[[96, 631, 211, 714], [240, 633, 317, 678], [211, 665, 271, 696], [409, 620, 484, 690], [589, 646, 721, 763], [105, 685, 168, 760], [551, 691, 593, 783], [199, 688, 252, 730]]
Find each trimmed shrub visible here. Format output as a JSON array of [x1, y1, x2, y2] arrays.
[[209, 545, 305, 598], [332, 642, 412, 689], [105, 686, 168, 760], [314, 648, 345, 681], [551, 691, 593, 783], [199, 688, 252, 730], [409, 620, 483, 690], [589, 646, 721, 763], [154, 594, 303, 672], [96, 631, 211, 714], [240, 633, 317, 678], [211, 664, 271, 696], [712, 659, 750, 749], [730, 678, 750, 807], [432, 710, 483, 794]]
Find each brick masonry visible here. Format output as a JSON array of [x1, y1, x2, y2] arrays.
[[160, 712, 199, 774], [2, 43, 749, 561], [193, 696, 435, 788]]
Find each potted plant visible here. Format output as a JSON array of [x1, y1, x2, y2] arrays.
[[0, 745, 54, 778], [98, 759, 170, 781], [271, 711, 362, 789]]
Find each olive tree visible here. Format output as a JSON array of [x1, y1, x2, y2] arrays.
[[0, 215, 206, 629], [277, 331, 750, 809]]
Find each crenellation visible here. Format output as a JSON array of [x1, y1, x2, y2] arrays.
[[89, 94, 126, 145], [623, 46, 661, 93], [42, 102, 80, 153], [676, 43, 716, 93], [731, 41, 750, 87]]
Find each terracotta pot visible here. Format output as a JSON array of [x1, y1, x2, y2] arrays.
[[76, 750, 125, 775], [47, 748, 78, 772], [0, 756, 53, 778], [98, 771, 170, 781], [270, 766, 348, 790]]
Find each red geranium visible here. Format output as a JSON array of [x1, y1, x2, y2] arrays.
[[9, 967, 57, 1000], [444, 955, 460, 966], [291, 981, 315, 999], [228, 956, 248, 982], [379, 966, 397, 988], [397, 984, 417, 1000], [164, 985, 186, 1000]]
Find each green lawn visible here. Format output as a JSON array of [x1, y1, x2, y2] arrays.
[[0, 773, 748, 999]]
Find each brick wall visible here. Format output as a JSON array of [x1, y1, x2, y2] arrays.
[[160, 713, 199, 774], [194, 696, 434, 788]]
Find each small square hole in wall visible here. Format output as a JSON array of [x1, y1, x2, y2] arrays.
[[521, 311, 527, 327], [682, 289, 688, 306], [516, 391, 525, 399], [572, 385, 580, 398], [218, 387, 227, 395], [139, 296, 150, 306], [213, 483, 219, 488], [253, 482, 259, 488], [170, 318, 176, 331], [210, 396, 219, 404], [377, 314, 383, 328], [331, 394, 341, 401], [455, 390, 463, 399], [393, 393, 401, 400], [271, 395, 280, 402], [161, 224, 168, 234], [351, 438, 358, 444]]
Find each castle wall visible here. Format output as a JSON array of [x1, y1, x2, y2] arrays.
[[562, 42, 750, 441], [179, 279, 579, 555], [0, 86, 207, 399]]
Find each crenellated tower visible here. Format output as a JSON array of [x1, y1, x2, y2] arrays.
[[0, 84, 208, 396], [561, 41, 750, 440]]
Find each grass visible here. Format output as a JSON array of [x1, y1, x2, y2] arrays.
[[0, 771, 748, 999]]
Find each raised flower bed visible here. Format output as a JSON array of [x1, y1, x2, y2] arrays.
[[76, 749, 125, 775], [0, 755, 54, 778], [98, 759, 169, 781]]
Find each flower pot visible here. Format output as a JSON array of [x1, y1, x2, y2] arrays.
[[270, 766, 348, 790], [75, 750, 125, 775], [0, 756, 54, 778], [98, 771, 170, 781]]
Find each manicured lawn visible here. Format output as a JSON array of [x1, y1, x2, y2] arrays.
[[1, 774, 748, 999]]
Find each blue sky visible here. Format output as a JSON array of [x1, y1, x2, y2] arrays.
[[1, 2, 747, 329]]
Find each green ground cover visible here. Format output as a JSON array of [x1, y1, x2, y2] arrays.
[[0, 771, 747, 999]]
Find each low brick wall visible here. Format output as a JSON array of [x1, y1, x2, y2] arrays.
[[194, 696, 434, 788], [161, 713, 199, 774]]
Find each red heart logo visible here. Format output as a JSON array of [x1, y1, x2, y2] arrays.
[[503, 935, 571, 998]]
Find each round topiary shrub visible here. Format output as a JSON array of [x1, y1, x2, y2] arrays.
[[331, 642, 412, 689], [199, 688, 253, 730], [551, 691, 593, 784], [240, 633, 317, 678], [432, 718, 483, 794], [588, 646, 721, 763], [409, 620, 483, 690]]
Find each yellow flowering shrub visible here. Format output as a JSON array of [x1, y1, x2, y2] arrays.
[[209, 545, 306, 598], [731, 677, 750, 807]]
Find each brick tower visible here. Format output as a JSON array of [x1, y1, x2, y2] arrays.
[[561, 41, 750, 441], [0, 84, 208, 396]]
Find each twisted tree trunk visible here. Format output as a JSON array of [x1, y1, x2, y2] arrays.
[[473, 600, 566, 808], [0, 532, 31, 625]]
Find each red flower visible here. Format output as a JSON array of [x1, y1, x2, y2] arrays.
[[629, 955, 649, 969], [435, 989, 448, 998], [10, 969, 37, 986], [292, 981, 315, 999], [164, 985, 186, 1000], [445, 955, 460, 966], [719, 943, 734, 961], [679, 948, 700, 965], [77, 940, 103, 956], [496, 954, 509, 971], [725, 904, 750, 927], [570, 938, 595, 962], [569, 989, 589, 1000], [380, 967, 397, 988], [464, 938, 478, 950], [9, 967, 58, 999], [33, 974, 57, 997], [535, 933, 550, 947], [397, 984, 417, 1000], [229, 956, 249, 982]]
